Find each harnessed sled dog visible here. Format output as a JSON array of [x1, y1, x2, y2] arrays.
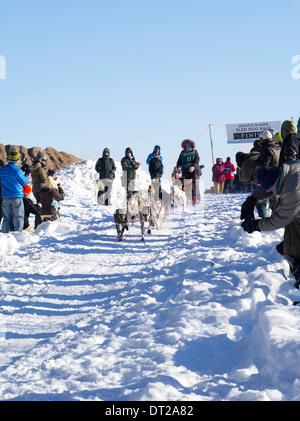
[[114, 190, 152, 241], [170, 184, 187, 211], [148, 184, 170, 231]]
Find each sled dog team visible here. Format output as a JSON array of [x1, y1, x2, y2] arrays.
[[95, 141, 204, 241]]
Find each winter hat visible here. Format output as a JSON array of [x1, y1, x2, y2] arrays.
[[274, 132, 283, 144], [235, 152, 246, 168], [281, 120, 296, 140], [259, 130, 272, 142], [9, 151, 21, 162], [256, 166, 280, 191], [23, 184, 32, 195], [36, 151, 47, 162], [216, 157, 223, 164], [268, 128, 277, 137]]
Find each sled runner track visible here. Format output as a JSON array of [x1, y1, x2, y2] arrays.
[[1, 163, 300, 401]]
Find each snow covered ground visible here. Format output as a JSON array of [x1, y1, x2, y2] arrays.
[[1, 160, 300, 401]]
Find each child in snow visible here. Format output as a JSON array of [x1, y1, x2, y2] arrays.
[[22, 184, 41, 233]]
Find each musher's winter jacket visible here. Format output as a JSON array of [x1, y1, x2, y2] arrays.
[[177, 141, 202, 179]]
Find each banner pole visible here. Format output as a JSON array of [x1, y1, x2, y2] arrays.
[[209, 124, 214, 166]]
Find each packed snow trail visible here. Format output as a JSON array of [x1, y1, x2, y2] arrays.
[[1, 161, 300, 401]]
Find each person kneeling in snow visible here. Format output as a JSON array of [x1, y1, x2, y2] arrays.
[[38, 178, 65, 223], [241, 163, 300, 289]]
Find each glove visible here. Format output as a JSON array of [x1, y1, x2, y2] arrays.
[[240, 196, 257, 220], [241, 217, 261, 234], [294, 280, 300, 290]]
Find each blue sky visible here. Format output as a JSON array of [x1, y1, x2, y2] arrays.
[[0, 0, 299, 186]]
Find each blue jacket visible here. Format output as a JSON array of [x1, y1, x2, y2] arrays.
[[0, 162, 29, 198], [146, 145, 163, 165]]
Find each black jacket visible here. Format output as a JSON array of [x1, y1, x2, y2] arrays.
[[279, 133, 299, 167], [149, 157, 164, 179], [259, 141, 281, 168]]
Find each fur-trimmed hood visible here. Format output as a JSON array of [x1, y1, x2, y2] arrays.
[[181, 139, 196, 150]]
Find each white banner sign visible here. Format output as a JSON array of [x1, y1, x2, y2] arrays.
[[226, 121, 281, 144]]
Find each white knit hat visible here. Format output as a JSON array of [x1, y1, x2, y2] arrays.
[[259, 130, 272, 141]]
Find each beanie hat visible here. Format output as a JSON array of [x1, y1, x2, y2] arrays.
[[9, 151, 21, 162], [274, 132, 283, 144], [259, 130, 272, 142], [256, 166, 280, 191], [36, 151, 47, 162], [268, 128, 277, 137], [23, 184, 32, 195]]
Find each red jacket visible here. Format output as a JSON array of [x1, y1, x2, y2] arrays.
[[224, 160, 236, 181], [212, 160, 226, 183]]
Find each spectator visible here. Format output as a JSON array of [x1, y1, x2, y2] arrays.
[[95, 148, 116, 206], [30, 151, 48, 203], [0, 150, 28, 233], [39, 181, 65, 223], [279, 120, 299, 166], [22, 184, 41, 233], [212, 158, 226, 194], [223, 157, 236, 193], [121, 147, 140, 193]]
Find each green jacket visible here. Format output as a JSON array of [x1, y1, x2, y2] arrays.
[[239, 151, 260, 184], [281, 120, 296, 140], [121, 148, 137, 181], [95, 149, 116, 180], [30, 161, 47, 193]]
